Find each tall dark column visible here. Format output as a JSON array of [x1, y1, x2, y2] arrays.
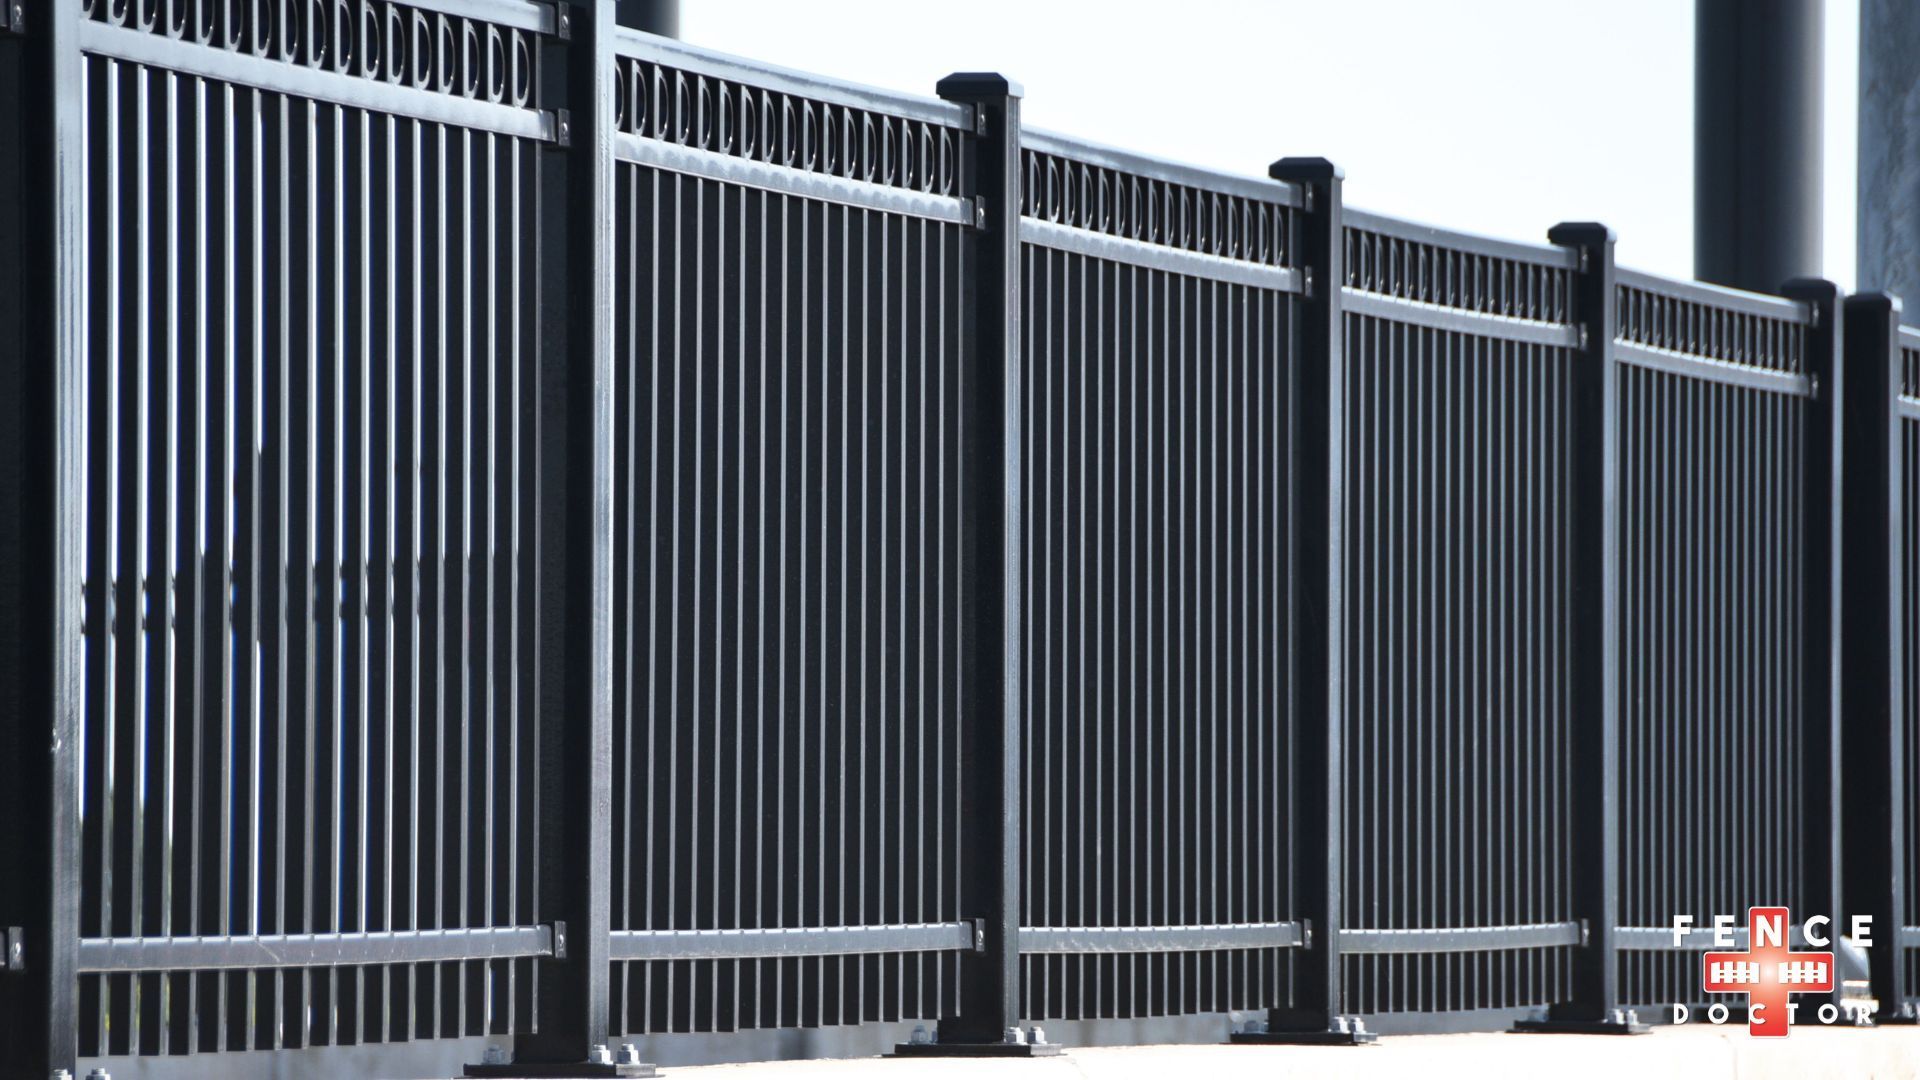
[[1695, 0, 1824, 293], [1230, 158, 1374, 1048], [895, 72, 1059, 1059], [472, 2, 649, 1075], [617, 0, 679, 37], [0, 1, 84, 1076], [1512, 225, 1647, 1036], [1838, 293, 1914, 1022]]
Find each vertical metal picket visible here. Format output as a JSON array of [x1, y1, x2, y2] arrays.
[[1232, 157, 1370, 1046], [0, 0, 84, 1076], [1840, 292, 1912, 1022], [897, 71, 1049, 1058], [1513, 223, 1643, 1035]]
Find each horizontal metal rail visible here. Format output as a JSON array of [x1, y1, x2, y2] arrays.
[[1346, 207, 1579, 269], [612, 27, 970, 130], [1338, 922, 1584, 955], [1342, 286, 1580, 347], [1018, 922, 1306, 955], [608, 922, 979, 961], [402, 0, 561, 34], [1022, 218, 1302, 291], [1614, 340, 1816, 397], [1898, 394, 1920, 421], [76, 927, 557, 973], [1617, 267, 1811, 323], [615, 131, 975, 226], [1614, 926, 1821, 952], [77, 20, 561, 143], [1023, 127, 1303, 207]]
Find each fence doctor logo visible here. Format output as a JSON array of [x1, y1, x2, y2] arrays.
[[1669, 906, 1872, 1036]]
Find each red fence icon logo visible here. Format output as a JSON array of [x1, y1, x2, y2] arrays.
[[1700, 906, 1834, 1037]]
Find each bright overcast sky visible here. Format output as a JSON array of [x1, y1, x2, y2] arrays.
[[685, 0, 1862, 288]]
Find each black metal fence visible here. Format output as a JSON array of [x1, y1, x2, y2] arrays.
[[1613, 274, 1840, 1012], [3, 2, 1919, 1076], [1335, 212, 1581, 1028], [1842, 296, 1920, 1025]]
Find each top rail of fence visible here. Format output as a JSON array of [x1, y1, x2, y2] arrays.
[[1614, 265, 1815, 394], [1616, 266, 1813, 325], [399, 0, 560, 34], [1021, 127, 1302, 209], [612, 27, 971, 130], [1345, 207, 1578, 271]]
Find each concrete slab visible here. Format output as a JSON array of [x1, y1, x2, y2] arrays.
[[653, 1026, 1920, 1080]]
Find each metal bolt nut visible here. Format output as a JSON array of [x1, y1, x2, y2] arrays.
[[616, 1044, 644, 1066], [481, 1045, 510, 1065], [589, 1044, 614, 1065], [1027, 1025, 1046, 1046], [87, 1071, 111, 1080], [1003, 1025, 1026, 1045], [1332, 1016, 1351, 1034], [909, 1024, 931, 1046]]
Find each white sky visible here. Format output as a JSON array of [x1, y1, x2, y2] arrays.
[[684, 0, 1862, 288]]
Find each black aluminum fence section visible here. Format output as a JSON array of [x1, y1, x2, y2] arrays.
[[1015, 130, 1306, 1021], [8, 5, 1912, 1073], [604, 30, 978, 1035], [1337, 210, 1580, 1022], [64, 0, 559, 1058], [1611, 269, 1830, 1011]]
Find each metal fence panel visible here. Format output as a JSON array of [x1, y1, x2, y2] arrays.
[[67, 0, 556, 1056], [1337, 211, 1579, 1024], [605, 32, 976, 1035], [1013, 133, 1306, 1022], [1612, 270, 1821, 1011]]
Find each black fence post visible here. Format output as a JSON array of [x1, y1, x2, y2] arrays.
[[898, 72, 1052, 1058], [0, 2, 84, 1077], [1840, 292, 1913, 1022], [1515, 223, 1644, 1035], [1783, 278, 1846, 1011], [475, 1, 644, 1076], [1231, 157, 1369, 1047]]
